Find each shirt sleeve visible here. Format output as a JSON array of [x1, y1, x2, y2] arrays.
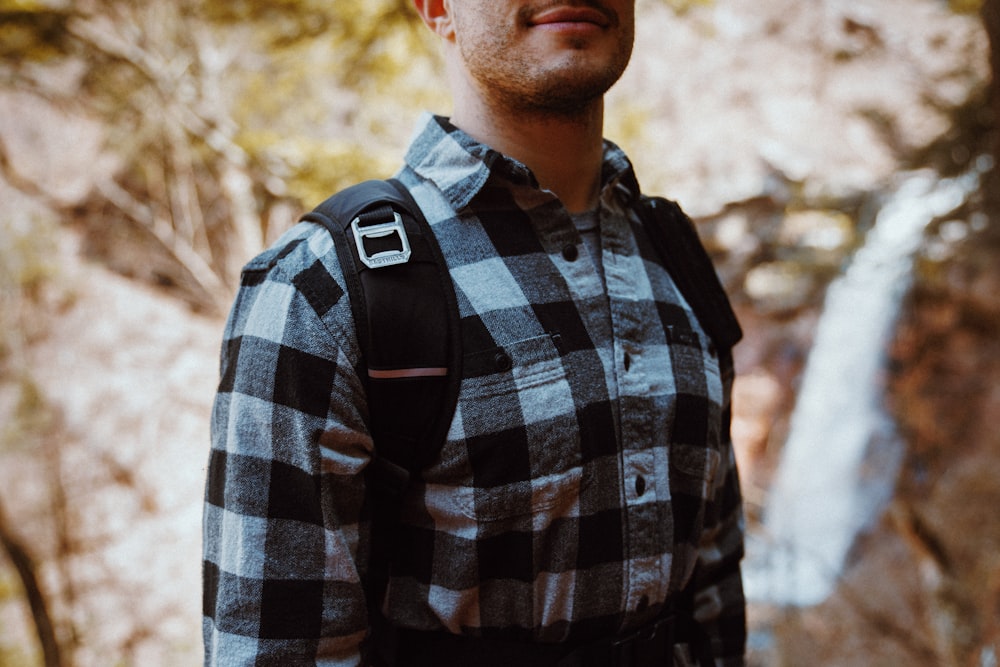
[[692, 348, 748, 666], [202, 235, 374, 667]]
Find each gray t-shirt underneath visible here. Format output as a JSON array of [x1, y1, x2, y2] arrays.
[[570, 208, 603, 284]]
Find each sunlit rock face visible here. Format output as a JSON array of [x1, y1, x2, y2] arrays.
[[611, 0, 989, 218], [884, 215, 1000, 665]]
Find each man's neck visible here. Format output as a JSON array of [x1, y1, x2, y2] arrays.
[[450, 96, 606, 214]]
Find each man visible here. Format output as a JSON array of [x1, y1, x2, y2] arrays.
[[203, 0, 747, 665]]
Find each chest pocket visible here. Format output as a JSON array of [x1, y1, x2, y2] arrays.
[[435, 334, 588, 526]]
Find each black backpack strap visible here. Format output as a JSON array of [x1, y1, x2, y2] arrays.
[[638, 197, 743, 352], [300, 179, 462, 665], [301, 179, 462, 487]]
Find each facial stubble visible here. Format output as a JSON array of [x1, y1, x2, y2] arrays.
[[457, 17, 634, 119]]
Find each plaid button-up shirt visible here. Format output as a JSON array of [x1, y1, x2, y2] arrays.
[[203, 114, 746, 666]]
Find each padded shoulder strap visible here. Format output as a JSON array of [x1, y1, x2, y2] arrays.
[[302, 180, 462, 664], [639, 197, 743, 351], [301, 179, 462, 489]]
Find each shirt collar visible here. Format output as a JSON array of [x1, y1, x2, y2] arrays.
[[403, 113, 641, 212]]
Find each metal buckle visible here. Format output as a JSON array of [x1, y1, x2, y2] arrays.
[[351, 210, 412, 269]]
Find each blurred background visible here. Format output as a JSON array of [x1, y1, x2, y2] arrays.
[[0, 0, 997, 665]]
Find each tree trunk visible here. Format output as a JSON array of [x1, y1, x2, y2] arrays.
[[0, 499, 63, 667]]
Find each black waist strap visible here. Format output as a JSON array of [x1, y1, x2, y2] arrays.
[[384, 611, 712, 667]]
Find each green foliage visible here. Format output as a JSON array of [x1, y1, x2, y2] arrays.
[[653, 0, 714, 14], [0, 643, 37, 667], [5, 375, 56, 450], [216, 0, 445, 204], [0, 216, 57, 296], [198, 0, 433, 86], [237, 127, 397, 205], [0, 548, 36, 667], [950, 0, 984, 13], [0, 8, 73, 61], [0, 213, 61, 459], [0, 0, 62, 9]]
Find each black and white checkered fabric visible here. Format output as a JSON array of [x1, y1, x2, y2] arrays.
[[203, 114, 746, 666]]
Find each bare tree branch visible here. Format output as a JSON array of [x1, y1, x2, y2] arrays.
[[0, 496, 64, 667], [95, 177, 232, 311]]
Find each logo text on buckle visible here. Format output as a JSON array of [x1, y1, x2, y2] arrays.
[[351, 211, 412, 269]]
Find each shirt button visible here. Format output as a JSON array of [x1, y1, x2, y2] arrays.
[[623, 353, 632, 371], [561, 244, 578, 261], [635, 475, 646, 497], [494, 351, 512, 372]]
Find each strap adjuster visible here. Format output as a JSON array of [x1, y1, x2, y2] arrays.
[[351, 209, 412, 269]]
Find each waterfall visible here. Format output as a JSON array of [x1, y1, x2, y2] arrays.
[[743, 168, 981, 607]]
